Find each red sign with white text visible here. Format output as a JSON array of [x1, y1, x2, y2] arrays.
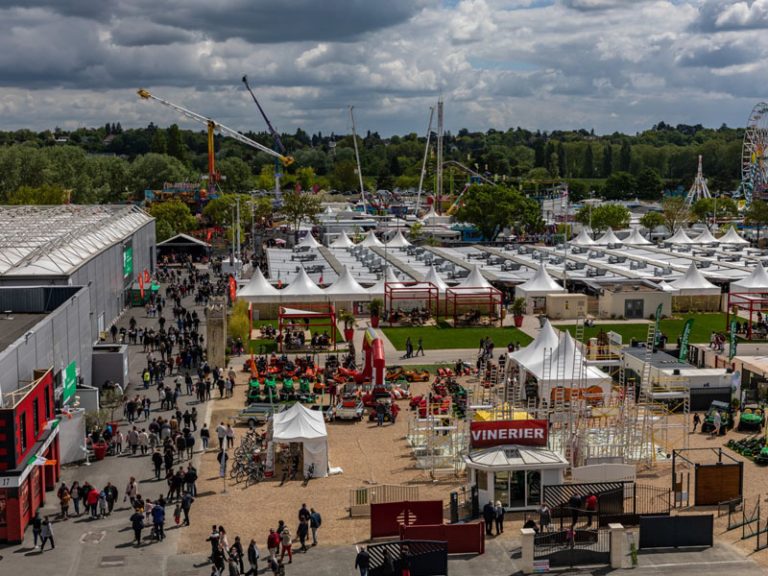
[[469, 420, 548, 448]]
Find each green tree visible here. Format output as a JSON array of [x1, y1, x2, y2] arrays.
[[602, 144, 613, 176], [151, 130, 167, 154], [691, 197, 738, 223], [603, 171, 637, 200], [331, 160, 359, 191], [582, 143, 594, 178], [635, 167, 663, 200], [619, 140, 632, 172], [295, 166, 317, 190], [280, 191, 322, 237], [455, 185, 540, 241], [218, 157, 253, 193], [149, 199, 197, 241], [661, 196, 691, 232], [6, 184, 66, 204], [256, 164, 276, 190], [556, 142, 567, 178], [745, 200, 768, 244], [128, 153, 191, 196], [166, 124, 186, 163], [575, 203, 630, 232], [640, 211, 665, 231]]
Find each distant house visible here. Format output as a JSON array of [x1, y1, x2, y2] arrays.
[[54, 137, 69, 143]]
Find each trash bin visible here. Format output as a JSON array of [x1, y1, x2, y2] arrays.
[[93, 442, 108, 461], [538, 314, 547, 328]]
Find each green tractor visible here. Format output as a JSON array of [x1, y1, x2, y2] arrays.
[[737, 404, 765, 432], [701, 400, 734, 435]]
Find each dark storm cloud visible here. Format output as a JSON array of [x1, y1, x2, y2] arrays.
[[676, 42, 754, 69], [110, 20, 199, 47]]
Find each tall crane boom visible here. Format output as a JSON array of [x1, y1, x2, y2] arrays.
[[241, 75, 287, 155]]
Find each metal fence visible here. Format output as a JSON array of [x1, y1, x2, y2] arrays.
[[349, 484, 420, 517], [534, 528, 611, 568], [367, 540, 448, 576]]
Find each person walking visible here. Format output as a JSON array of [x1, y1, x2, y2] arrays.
[[267, 528, 280, 560], [585, 493, 598, 527], [539, 503, 551, 532], [31, 511, 42, 548], [207, 525, 221, 561], [711, 411, 722, 437], [40, 516, 54, 551], [482, 501, 495, 536], [130, 509, 145, 546], [152, 449, 163, 480], [416, 337, 425, 357], [180, 491, 194, 526], [280, 527, 293, 564], [152, 501, 166, 541], [404, 337, 412, 359], [692, 412, 701, 433], [246, 539, 260, 576], [494, 501, 505, 535], [57, 483, 71, 519], [226, 424, 235, 449], [355, 545, 370, 576], [216, 422, 226, 449], [309, 508, 322, 546], [297, 519, 309, 552], [200, 423, 210, 451]]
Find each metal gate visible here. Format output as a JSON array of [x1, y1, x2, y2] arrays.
[[367, 540, 448, 576], [534, 529, 611, 568], [638, 515, 713, 549]]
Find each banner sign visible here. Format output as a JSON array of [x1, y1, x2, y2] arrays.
[[679, 319, 694, 362], [122, 245, 133, 278], [654, 304, 663, 346], [729, 319, 738, 361], [62, 361, 77, 404], [469, 419, 548, 448]]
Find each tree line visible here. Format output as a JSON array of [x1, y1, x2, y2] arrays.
[[0, 120, 746, 205]]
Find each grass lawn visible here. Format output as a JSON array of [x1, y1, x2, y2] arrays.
[[556, 313, 728, 345], [382, 325, 533, 351]]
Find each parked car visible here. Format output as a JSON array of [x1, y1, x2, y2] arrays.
[[235, 403, 288, 427]]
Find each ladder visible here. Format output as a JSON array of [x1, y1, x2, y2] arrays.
[[636, 323, 658, 466], [574, 316, 585, 348]]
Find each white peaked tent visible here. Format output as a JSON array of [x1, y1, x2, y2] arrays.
[[323, 266, 370, 299], [360, 230, 384, 247], [624, 227, 652, 245], [457, 265, 494, 291], [424, 265, 449, 294], [516, 331, 612, 398], [323, 205, 335, 215], [731, 262, 768, 293], [719, 226, 749, 245], [386, 230, 411, 248], [667, 228, 695, 244], [692, 228, 720, 244], [330, 231, 355, 248], [669, 262, 720, 294], [570, 229, 596, 246], [515, 265, 565, 299], [237, 267, 280, 303], [271, 403, 329, 478], [509, 319, 560, 366], [420, 205, 438, 224], [297, 233, 321, 248], [593, 228, 622, 245], [279, 267, 326, 301], [367, 266, 404, 295]]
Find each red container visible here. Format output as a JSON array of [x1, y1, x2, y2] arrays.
[[344, 328, 354, 341], [371, 316, 380, 328], [92, 442, 108, 461]]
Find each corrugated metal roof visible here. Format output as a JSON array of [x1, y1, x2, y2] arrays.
[[0, 205, 153, 277]]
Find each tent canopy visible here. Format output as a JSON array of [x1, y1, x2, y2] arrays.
[[368, 267, 405, 295], [280, 267, 326, 300], [237, 267, 280, 302], [424, 265, 449, 294], [458, 265, 494, 291], [330, 231, 355, 248], [692, 228, 719, 244], [157, 232, 211, 248], [323, 266, 370, 299], [297, 233, 321, 248], [669, 262, 720, 294], [570, 229, 596, 247], [593, 228, 622, 245], [719, 226, 749, 245], [624, 227, 652, 245], [271, 403, 329, 478], [731, 262, 768, 292], [386, 230, 412, 248], [360, 230, 384, 247], [509, 319, 560, 366], [515, 265, 564, 298], [667, 228, 695, 244]]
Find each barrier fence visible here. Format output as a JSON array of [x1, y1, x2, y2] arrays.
[[400, 522, 485, 555], [533, 528, 611, 568], [349, 484, 420, 517], [370, 501, 444, 539]]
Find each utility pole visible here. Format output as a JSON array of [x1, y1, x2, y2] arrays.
[[236, 195, 241, 279], [436, 98, 444, 215]]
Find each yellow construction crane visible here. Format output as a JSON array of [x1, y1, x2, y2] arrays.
[[137, 88, 293, 198]]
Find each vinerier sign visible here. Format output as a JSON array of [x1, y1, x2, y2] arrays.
[[469, 420, 548, 448]]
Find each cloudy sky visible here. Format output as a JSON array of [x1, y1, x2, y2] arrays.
[[0, 0, 766, 136]]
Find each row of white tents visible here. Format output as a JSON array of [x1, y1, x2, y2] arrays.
[[571, 226, 749, 247], [298, 230, 412, 250]]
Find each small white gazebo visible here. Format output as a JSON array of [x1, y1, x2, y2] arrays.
[[691, 228, 720, 244], [322, 266, 371, 301], [719, 226, 750, 245], [624, 227, 652, 245], [386, 230, 412, 248], [515, 265, 565, 314], [669, 262, 721, 312], [667, 228, 695, 244], [593, 228, 622, 245], [731, 262, 768, 293], [271, 403, 329, 478], [424, 265, 449, 294], [570, 229, 596, 247], [279, 267, 326, 301], [360, 230, 384, 247], [237, 267, 280, 303], [457, 265, 493, 290], [330, 231, 355, 248]]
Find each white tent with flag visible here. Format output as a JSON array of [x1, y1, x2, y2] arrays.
[[624, 227, 652, 245], [237, 267, 280, 303], [270, 403, 329, 478], [330, 231, 355, 248], [719, 226, 749, 245], [731, 262, 768, 293], [667, 228, 695, 244], [280, 267, 326, 301], [386, 230, 411, 248], [360, 230, 384, 247], [593, 228, 622, 245], [570, 229, 596, 247]]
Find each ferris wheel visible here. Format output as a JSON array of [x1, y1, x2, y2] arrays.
[[740, 102, 768, 206]]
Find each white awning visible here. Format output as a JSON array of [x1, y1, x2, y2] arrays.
[[719, 226, 749, 245], [463, 445, 569, 472], [593, 228, 622, 245], [515, 265, 564, 298], [237, 267, 280, 302], [668, 262, 720, 294]]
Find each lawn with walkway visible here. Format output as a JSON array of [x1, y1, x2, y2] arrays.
[[382, 324, 533, 351], [556, 313, 728, 345]]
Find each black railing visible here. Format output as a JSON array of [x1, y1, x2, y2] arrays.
[[534, 529, 610, 568], [367, 540, 448, 576]]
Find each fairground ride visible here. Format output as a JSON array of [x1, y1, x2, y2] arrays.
[[137, 89, 293, 200], [736, 102, 768, 207]]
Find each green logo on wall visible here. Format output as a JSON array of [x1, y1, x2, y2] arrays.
[[63, 361, 77, 404], [123, 246, 133, 278]]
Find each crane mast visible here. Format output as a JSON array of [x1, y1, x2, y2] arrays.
[[137, 88, 292, 198]]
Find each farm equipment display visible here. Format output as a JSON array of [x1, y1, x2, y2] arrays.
[[737, 404, 765, 432], [701, 400, 734, 434]]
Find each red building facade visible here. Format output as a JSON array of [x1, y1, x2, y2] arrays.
[[0, 369, 60, 543]]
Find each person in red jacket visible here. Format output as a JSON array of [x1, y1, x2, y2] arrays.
[[267, 528, 281, 560], [585, 494, 598, 527], [86, 487, 100, 519]]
